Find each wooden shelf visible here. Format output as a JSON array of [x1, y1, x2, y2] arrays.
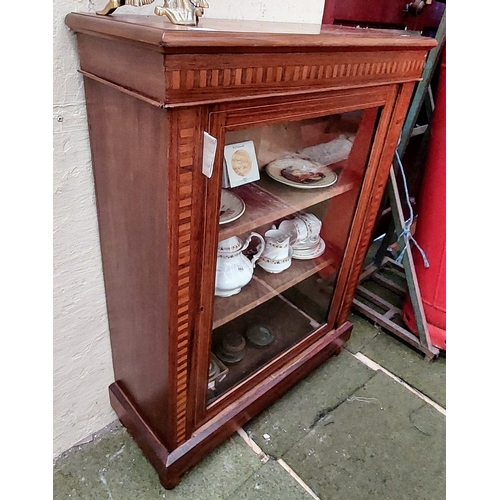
[[213, 242, 341, 329], [218, 160, 357, 241], [210, 295, 317, 402]]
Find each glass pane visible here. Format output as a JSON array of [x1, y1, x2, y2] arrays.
[[207, 108, 380, 403]]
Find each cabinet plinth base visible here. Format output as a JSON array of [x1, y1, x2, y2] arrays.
[[109, 322, 352, 489]]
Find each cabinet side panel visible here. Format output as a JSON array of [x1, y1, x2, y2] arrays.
[[83, 78, 172, 446]]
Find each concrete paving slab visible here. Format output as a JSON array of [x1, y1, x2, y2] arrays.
[[225, 459, 312, 500], [355, 323, 446, 409], [345, 312, 381, 354], [53, 309, 445, 499], [244, 350, 375, 459], [282, 371, 446, 500], [54, 424, 264, 499]]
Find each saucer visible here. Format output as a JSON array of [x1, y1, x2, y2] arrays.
[[219, 189, 245, 224], [292, 238, 321, 250], [292, 237, 326, 260]]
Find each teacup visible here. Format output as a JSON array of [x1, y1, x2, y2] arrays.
[[257, 229, 292, 273], [278, 217, 308, 246], [296, 213, 322, 243]]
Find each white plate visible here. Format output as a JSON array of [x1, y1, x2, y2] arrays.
[[265, 156, 338, 190], [292, 238, 326, 260], [219, 189, 245, 225]]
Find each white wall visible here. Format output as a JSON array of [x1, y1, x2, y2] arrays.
[[53, 0, 326, 458], [206, 0, 324, 23]]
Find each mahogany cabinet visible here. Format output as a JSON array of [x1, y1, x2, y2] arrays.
[[65, 12, 436, 489]]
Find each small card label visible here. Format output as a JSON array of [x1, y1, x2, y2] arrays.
[[202, 132, 217, 178], [223, 141, 260, 188]]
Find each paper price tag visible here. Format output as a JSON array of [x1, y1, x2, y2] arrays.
[[202, 132, 217, 178]]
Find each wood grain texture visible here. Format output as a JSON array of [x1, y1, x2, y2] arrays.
[[165, 107, 209, 445], [163, 51, 426, 105], [76, 33, 166, 103], [66, 13, 437, 50], [218, 167, 357, 241], [83, 78, 209, 449], [83, 78, 173, 447], [67, 13, 435, 488], [66, 13, 436, 107], [110, 321, 352, 489], [212, 250, 340, 329]]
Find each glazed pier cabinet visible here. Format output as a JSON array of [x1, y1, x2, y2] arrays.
[[65, 12, 436, 489]]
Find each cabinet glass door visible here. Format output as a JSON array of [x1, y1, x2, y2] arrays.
[[207, 107, 380, 404]]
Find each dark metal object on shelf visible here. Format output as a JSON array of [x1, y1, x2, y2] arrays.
[[246, 324, 275, 348], [216, 332, 246, 364], [207, 353, 229, 392]]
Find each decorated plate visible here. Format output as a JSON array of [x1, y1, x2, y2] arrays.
[[219, 189, 245, 225], [292, 237, 326, 260], [265, 156, 338, 189]]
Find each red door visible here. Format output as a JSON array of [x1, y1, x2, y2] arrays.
[[322, 0, 445, 36]]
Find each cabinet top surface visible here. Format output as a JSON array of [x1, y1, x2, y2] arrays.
[[65, 13, 437, 52]]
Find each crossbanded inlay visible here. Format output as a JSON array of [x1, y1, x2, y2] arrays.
[[172, 112, 198, 445], [167, 58, 425, 91]]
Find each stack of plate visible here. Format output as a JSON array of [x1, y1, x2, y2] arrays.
[[291, 237, 326, 260]]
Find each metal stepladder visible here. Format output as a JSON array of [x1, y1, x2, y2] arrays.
[[352, 9, 446, 362]]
